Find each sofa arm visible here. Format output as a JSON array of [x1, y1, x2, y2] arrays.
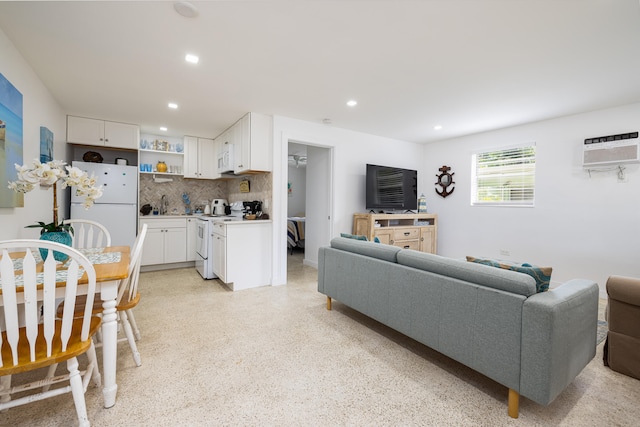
[[520, 279, 599, 405], [607, 275, 640, 306]]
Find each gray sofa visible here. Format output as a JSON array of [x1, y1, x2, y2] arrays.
[[318, 237, 599, 418]]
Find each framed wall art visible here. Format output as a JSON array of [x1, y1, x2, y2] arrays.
[[0, 73, 24, 208], [40, 126, 53, 163]]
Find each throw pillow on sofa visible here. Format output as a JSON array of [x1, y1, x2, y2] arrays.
[[340, 233, 381, 243], [466, 256, 552, 293], [340, 233, 368, 241]]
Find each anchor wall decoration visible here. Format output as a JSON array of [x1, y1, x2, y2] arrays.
[[435, 165, 455, 198]]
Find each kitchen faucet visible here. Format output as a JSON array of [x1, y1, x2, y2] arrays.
[[160, 194, 168, 215]]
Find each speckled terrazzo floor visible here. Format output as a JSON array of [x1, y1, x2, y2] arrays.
[[2, 251, 638, 426]]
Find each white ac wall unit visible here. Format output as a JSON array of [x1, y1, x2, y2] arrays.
[[583, 131, 639, 166]]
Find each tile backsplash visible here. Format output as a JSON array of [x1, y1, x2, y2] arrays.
[[139, 173, 272, 216]]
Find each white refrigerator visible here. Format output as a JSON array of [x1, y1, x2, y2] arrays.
[[71, 161, 138, 248]]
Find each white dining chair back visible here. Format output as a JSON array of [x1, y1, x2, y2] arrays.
[[63, 219, 112, 249], [0, 239, 102, 427], [115, 224, 147, 366], [118, 224, 147, 307]]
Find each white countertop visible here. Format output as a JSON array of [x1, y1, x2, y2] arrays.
[[139, 214, 271, 223]]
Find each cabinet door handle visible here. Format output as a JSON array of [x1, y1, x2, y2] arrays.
[[390, 240, 394, 244], [404, 232, 410, 236], [403, 245, 410, 249]]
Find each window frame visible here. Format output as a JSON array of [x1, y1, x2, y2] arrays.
[[470, 143, 536, 207]]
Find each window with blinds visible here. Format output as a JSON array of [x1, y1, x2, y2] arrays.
[[471, 144, 536, 206]]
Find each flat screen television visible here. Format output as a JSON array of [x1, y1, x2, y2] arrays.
[[366, 164, 418, 212]]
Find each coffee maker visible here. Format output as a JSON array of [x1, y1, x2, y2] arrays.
[[242, 200, 262, 216]]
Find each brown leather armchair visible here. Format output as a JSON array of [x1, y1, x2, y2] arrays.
[[604, 275, 640, 380]]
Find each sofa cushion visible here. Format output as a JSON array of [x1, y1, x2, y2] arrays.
[[466, 256, 552, 293], [331, 237, 400, 263], [397, 250, 537, 296]]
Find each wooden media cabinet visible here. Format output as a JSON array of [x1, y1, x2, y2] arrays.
[[352, 213, 438, 254]]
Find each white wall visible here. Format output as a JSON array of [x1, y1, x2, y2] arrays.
[[287, 165, 306, 217], [424, 103, 640, 297], [272, 115, 425, 285], [0, 28, 66, 240]]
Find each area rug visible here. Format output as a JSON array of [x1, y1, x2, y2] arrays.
[[597, 319, 608, 345]]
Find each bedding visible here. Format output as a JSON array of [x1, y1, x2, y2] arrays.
[[287, 217, 305, 253]]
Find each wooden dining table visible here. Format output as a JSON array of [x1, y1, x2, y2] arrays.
[[1, 245, 130, 409]]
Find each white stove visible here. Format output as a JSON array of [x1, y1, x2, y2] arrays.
[[195, 213, 243, 279]]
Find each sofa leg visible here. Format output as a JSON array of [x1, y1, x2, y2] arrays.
[[508, 389, 519, 418], [327, 296, 332, 311]]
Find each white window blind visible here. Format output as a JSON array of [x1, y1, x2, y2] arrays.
[[471, 144, 536, 206]]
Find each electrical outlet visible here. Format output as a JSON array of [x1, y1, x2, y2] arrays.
[[500, 249, 510, 257]]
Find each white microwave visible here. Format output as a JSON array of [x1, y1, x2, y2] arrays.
[[217, 141, 234, 173]]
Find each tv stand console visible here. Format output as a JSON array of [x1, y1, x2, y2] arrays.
[[352, 213, 437, 254]]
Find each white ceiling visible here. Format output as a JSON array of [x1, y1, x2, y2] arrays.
[[1, 1, 639, 144]]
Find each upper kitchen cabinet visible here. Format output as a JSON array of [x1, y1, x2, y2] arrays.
[[183, 136, 218, 179], [234, 112, 272, 174], [67, 115, 139, 150]]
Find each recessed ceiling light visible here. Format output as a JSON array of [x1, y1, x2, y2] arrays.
[[168, 102, 178, 109], [434, 125, 443, 130], [346, 100, 358, 107], [160, 126, 168, 132], [185, 54, 199, 64], [173, 1, 199, 18]]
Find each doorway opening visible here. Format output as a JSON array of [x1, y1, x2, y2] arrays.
[[286, 141, 332, 275]]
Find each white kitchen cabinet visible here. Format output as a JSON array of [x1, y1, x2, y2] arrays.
[[140, 218, 187, 266], [233, 112, 272, 174], [212, 220, 271, 291], [183, 136, 218, 179], [67, 115, 139, 149], [212, 222, 226, 282], [186, 217, 198, 262]]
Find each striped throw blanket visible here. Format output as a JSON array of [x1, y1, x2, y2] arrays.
[[287, 218, 305, 248]]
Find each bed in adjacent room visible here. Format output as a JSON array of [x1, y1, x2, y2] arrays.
[[287, 216, 305, 254]]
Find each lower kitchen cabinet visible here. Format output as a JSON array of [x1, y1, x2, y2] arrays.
[[212, 224, 226, 282], [186, 217, 198, 262], [140, 218, 187, 266], [212, 220, 271, 291]]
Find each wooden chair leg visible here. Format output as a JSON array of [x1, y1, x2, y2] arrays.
[[42, 364, 58, 392], [87, 340, 102, 387], [0, 375, 12, 412], [67, 357, 90, 427], [508, 388, 519, 418], [120, 310, 142, 366], [126, 309, 141, 341], [326, 296, 332, 311]]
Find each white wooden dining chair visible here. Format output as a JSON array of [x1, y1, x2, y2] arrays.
[[0, 240, 102, 427], [63, 219, 112, 249], [113, 223, 147, 366], [51, 224, 148, 367]]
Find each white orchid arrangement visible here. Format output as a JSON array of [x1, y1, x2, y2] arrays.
[[8, 159, 103, 233]]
